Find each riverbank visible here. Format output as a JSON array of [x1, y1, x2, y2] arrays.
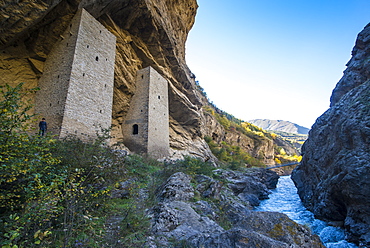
[[255, 176, 358, 248]]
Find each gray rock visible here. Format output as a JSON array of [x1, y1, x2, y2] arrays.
[[213, 168, 278, 207], [292, 23, 370, 247], [150, 170, 324, 247], [156, 172, 194, 202], [195, 174, 223, 199], [110, 178, 135, 199], [189, 228, 290, 248]]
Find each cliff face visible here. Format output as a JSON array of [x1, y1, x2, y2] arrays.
[[1, 0, 209, 158], [201, 112, 276, 165], [225, 131, 275, 165], [292, 23, 370, 247], [0, 0, 285, 164]]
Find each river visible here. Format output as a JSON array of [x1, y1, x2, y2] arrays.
[[254, 175, 358, 248]]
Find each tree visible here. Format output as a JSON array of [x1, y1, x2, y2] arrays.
[[0, 83, 62, 247]]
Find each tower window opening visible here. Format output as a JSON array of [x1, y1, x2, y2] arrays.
[[158, 95, 160, 99], [133, 124, 138, 135], [96, 56, 99, 61]]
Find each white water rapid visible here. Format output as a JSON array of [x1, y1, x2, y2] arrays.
[[255, 175, 358, 248]]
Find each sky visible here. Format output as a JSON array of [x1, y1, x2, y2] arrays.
[[185, 0, 370, 128]]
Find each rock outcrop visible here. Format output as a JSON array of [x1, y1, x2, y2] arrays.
[[148, 170, 323, 247], [225, 130, 275, 165], [0, 0, 289, 164], [292, 23, 370, 247], [1, 0, 210, 158]]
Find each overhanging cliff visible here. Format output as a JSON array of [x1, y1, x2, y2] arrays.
[[0, 0, 291, 165], [0, 0, 213, 159]]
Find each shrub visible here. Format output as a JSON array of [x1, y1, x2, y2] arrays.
[[0, 83, 63, 247]]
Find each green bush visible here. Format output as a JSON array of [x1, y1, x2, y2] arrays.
[[0, 83, 269, 247], [204, 136, 264, 169], [0, 83, 64, 247]]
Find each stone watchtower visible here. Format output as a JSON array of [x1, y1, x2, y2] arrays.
[[122, 67, 170, 159], [35, 9, 116, 139]]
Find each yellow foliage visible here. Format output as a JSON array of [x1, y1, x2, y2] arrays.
[[279, 148, 286, 155], [253, 131, 265, 137], [274, 158, 281, 164]]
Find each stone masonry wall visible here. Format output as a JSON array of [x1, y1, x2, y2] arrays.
[[147, 67, 169, 158], [60, 9, 116, 138], [122, 66, 169, 158], [35, 9, 116, 139], [122, 68, 150, 153], [35, 10, 80, 135]]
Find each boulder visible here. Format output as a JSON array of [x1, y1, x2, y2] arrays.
[[149, 171, 324, 247]]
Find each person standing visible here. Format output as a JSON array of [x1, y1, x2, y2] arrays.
[[39, 118, 47, 136]]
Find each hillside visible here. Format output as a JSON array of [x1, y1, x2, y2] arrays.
[[249, 119, 310, 135], [0, 83, 322, 246], [269, 130, 307, 153], [0, 1, 323, 247]]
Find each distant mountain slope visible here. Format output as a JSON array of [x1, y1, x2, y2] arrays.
[[248, 119, 310, 135]]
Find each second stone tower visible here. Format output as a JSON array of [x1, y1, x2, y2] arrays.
[[122, 67, 170, 159]]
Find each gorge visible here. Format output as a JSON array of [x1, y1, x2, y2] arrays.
[[0, 0, 301, 167], [256, 176, 357, 248], [1, 0, 370, 247], [292, 23, 370, 247]]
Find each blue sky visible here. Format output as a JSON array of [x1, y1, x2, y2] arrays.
[[185, 1, 370, 128]]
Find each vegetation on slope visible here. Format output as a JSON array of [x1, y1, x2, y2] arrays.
[[196, 79, 303, 167], [0, 83, 235, 247], [269, 130, 307, 152], [0, 83, 303, 247], [202, 104, 301, 167]]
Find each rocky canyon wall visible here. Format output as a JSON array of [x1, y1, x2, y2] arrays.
[[0, 0, 210, 157], [292, 23, 370, 247], [0, 0, 288, 164]]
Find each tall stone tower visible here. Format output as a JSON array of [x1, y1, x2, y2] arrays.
[[122, 66, 170, 159], [35, 8, 116, 139]]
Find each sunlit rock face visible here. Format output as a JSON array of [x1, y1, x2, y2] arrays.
[[0, 0, 284, 163], [0, 0, 213, 159], [225, 131, 275, 165], [292, 23, 370, 247]]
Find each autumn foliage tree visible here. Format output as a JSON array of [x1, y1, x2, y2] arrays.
[[0, 83, 62, 210], [0, 83, 64, 246]]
